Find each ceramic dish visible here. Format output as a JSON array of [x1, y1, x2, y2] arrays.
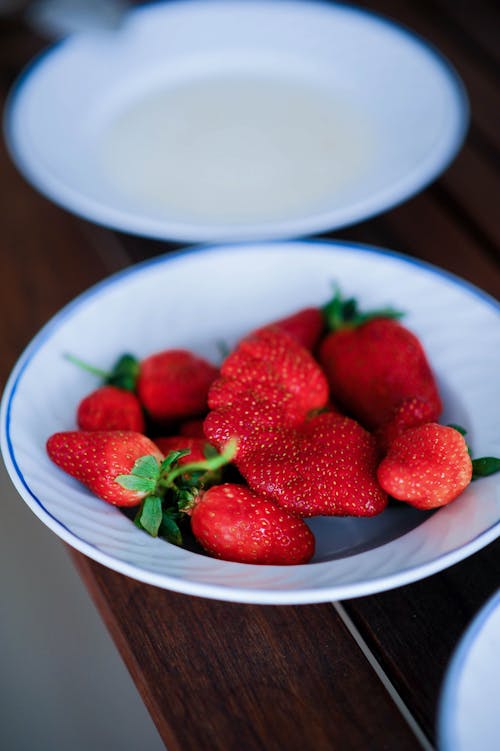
[[1, 241, 499, 604], [5, 0, 467, 242], [439, 589, 500, 751]]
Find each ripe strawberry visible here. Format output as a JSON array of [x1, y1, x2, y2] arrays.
[[77, 385, 145, 432], [376, 396, 437, 454], [137, 350, 218, 421], [212, 327, 328, 419], [67, 349, 218, 423], [253, 307, 324, 350], [377, 424, 472, 509], [46, 431, 164, 507], [319, 311, 442, 430], [204, 327, 384, 517], [236, 412, 387, 517], [204, 327, 329, 460], [189, 484, 315, 564], [154, 436, 212, 465], [179, 419, 207, 439]]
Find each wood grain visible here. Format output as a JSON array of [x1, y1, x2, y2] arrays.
[[344, 538, 500, 740], [72, 553, 422, 751]]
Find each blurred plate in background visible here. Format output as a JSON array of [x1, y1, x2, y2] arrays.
[[439, 589, 500, 751], [5, 0, 467, 242]]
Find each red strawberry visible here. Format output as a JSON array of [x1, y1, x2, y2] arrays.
[[319, 316, 442, 430], [205, 380, 308, 456], [179, 419, 207, 439], [77, 386, 145, 432], [377, 423, 472, 509], [235, 412, 387, 517], [376, 396, 437, 454], [205, 327, 384, 517], [154, 436, 212, 464], [67, 349, 218, 423], [254, 307, 324, 350], [46, 431, 164, 507], [137, 350, 218, 421], [190, 483, 315, 564], [213, 327, 328, 418], [204, 328, 329, 459]]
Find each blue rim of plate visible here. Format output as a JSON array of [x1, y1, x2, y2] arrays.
[[1, 240, 499, 603], [438, 588, 500, 751], [3, 0, 469, 243]]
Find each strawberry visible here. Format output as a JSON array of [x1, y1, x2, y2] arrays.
[[179, 419, 207, 439], [137, 350, 218, 421], [47, 429, 237, 547], [66, 349, 218, 422], [375, 396, 437, 454], [254, 307, 324, 350], [235, 412, 387, 517], [377, 424, 472, 509], [77, 385, 145, 432], [46, 431, 164, 507], [189, 484, 315, 564], [154, 436, 213, 465], [205, 327, 329, 462], [212, 327, 328, 419], [204, 328, 386, 517], [319, 290, 442, 430]]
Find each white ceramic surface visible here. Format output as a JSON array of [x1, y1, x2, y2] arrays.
[[439, 590, 500, 751], [4, 0, 467, 242], [1, 241, 499, 604]]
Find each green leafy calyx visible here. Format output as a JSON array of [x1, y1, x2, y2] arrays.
[[115, 440, 238, 543], [322, 286, 404, 332], [64, 352, 140, 392]]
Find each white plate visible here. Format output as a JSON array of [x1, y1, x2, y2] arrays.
[[439, 589, 500, 751], [1, 241, 499, 604], [5, 0, 467, 242]]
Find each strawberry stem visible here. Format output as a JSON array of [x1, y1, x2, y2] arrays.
[[322, 286, 404, 331], [160, 439, 238, 487], [471, 457, 500, 480], [116, 440, 239, 541], [64, 353, 110, 380], [65, 352, 139, 391]]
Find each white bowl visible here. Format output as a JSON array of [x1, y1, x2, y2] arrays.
[[5, 0, 467, 242], [1, 241, 499, 604]]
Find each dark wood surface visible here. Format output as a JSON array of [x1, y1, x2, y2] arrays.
[[1, 2, 499, 750]]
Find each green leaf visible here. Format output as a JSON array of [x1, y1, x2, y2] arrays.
[[135, 495, 163, 537], [447, 424, 468, 436], [159, 511, 183, 546], [341, 297, 358, 322], [216, 339, 231, 360], [107, 353, 140, 391], [163, 438, 238, 486], [322, 285, 404, 331], [115, 475, 157, 493], [472, 457, 500, 480], [322, 286, 344, 330], [159, 449, 191, 474], [130, 454, 160, 481], [203, 443, 219, 459], [354, 307, 404, 325]]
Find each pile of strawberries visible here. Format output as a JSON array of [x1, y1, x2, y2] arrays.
[[47, 288, 499, 566]]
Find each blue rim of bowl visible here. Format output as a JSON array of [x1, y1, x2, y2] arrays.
[[3, 0, 469, 243], [1, 240, 499, 603], [438, 588, 500, 751]]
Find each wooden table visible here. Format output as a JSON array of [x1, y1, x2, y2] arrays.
[[1, 2, 499, 749]]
